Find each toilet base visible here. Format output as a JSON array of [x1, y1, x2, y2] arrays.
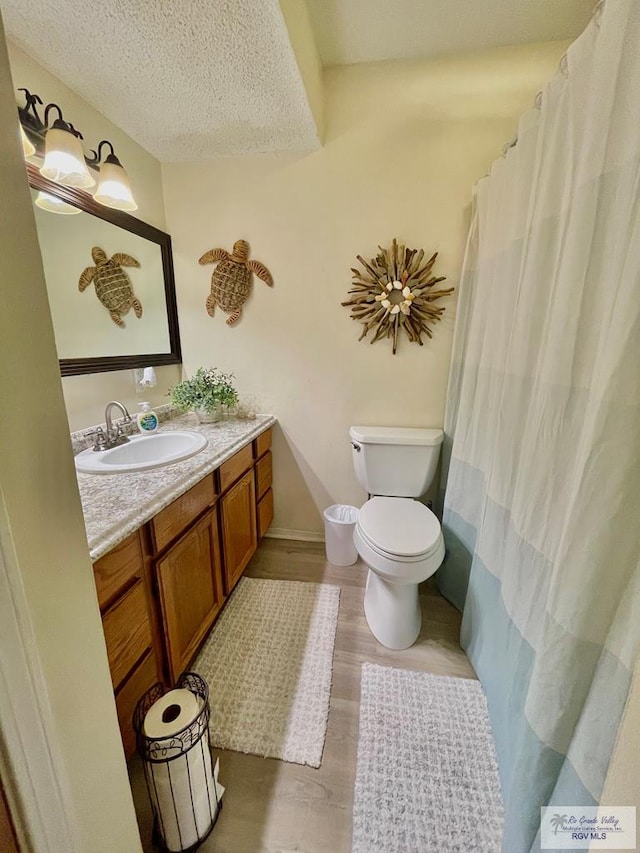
[[363, 570, 421, 650]]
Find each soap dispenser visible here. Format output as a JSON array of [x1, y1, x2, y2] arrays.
[[137, 402, 159, 434]]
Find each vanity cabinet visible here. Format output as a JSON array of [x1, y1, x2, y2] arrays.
[[145, 472, 222, 685], [156, 507, 224, 682], [91, 426, 273, 757], [92, 529, 162, 758]]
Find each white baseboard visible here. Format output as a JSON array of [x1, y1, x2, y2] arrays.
[[264, 527, 324, 543]]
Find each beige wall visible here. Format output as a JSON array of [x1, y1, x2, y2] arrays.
[[0, 17, 141, 852], [163, 41, 568, 537], [7, 40, 181, 431]]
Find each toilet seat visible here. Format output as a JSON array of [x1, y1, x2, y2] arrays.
[[353, 495, 446, 646], [356, 497, 441, 560]]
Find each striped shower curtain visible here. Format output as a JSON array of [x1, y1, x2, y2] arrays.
[[437, 1, 640, 850]]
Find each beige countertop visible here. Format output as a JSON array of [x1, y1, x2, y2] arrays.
[[74, 413, 276, 562]]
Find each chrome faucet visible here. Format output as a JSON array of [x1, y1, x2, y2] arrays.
[[103, 400, 133, 449]]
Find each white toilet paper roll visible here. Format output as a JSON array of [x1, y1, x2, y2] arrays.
[[143, 688, 200, 739], [141, 366, 157, 387], [146, 745, 215, 852], [142, 689, 218, 852]]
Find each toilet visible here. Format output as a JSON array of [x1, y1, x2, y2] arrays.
[[350, 425, 445, 650]]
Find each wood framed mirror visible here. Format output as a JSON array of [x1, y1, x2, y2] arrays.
[[27, 163, 182, 376]]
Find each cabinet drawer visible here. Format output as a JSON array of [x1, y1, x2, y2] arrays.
[[255, 450, 272, 500], [257, 488, 274, 540], [115, 650, 158, 759], [93, 531, 143, 611], [150, 474, 216, 553], [254, 428, 272, 460], [218, 444, 253, 493], [102, 579, 153, 689]]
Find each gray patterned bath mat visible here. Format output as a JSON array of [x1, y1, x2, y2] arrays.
[[193, 577, 340, 767], [352, 664, 504, 852]]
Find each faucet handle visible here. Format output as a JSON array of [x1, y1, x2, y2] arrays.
[[85, 426, 107, 451], [114, 422, 131, 444]]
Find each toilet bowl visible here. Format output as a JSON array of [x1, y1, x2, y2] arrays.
[[354, 496, 445, 649], [349, 425, 445, 649]]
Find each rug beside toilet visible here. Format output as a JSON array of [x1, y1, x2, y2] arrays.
[[193, 577, 340, 768]]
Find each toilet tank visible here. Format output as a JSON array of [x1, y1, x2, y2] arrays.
[[349, 426, 444, 497]]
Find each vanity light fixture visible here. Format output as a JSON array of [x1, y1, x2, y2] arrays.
[[17, 87, 137, 211], [40, 104, 95, 188], [34, 190, 81, 215], [20, 123, 35, 157], [92, 141, 138, 211]]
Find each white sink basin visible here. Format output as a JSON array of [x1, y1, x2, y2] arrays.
[[75, 431, 208, 474]]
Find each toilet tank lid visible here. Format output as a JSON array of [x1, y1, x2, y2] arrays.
[[349, 426, 443, 446]]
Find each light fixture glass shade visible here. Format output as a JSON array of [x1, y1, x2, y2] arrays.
[[94, 159, 137, 211], [20, 124, 35, 157], [40, 127, 95, 188], [34, 191, 81, 215]]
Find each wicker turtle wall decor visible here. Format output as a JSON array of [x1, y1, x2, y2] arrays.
[[341, 239, 454, 354], [78, 246, 142, 327], [199, 239, 273, 325]]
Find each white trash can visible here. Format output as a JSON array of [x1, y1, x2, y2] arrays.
[[323, 504, 359, 566]]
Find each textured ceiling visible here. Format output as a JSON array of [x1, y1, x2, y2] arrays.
[[3, 0, 594, 161], [307, 0, 594, 65], [2, 0, 321, 161]]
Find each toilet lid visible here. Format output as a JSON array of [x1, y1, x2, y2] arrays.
[[357, 497, 441, 558]]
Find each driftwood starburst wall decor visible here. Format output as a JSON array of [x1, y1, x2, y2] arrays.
[[342, 239, 454, 354]]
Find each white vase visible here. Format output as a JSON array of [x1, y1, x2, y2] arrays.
[[194, 405, 222, 424]]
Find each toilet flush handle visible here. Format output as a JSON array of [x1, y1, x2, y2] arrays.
[[351, 442, 361, 452]]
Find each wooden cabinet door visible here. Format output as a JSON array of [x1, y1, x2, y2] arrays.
[[221, 469, 257, 594], [156, 509, 224, 683], [115, 650, 159, 758]]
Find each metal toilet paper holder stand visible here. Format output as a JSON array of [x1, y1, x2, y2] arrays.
[[134, 672, 222, 852]]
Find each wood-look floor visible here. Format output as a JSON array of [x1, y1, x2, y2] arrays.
[[129, 538, 476, 853]]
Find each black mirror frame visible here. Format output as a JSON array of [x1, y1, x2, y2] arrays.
[[27, 162, 182, 377]]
